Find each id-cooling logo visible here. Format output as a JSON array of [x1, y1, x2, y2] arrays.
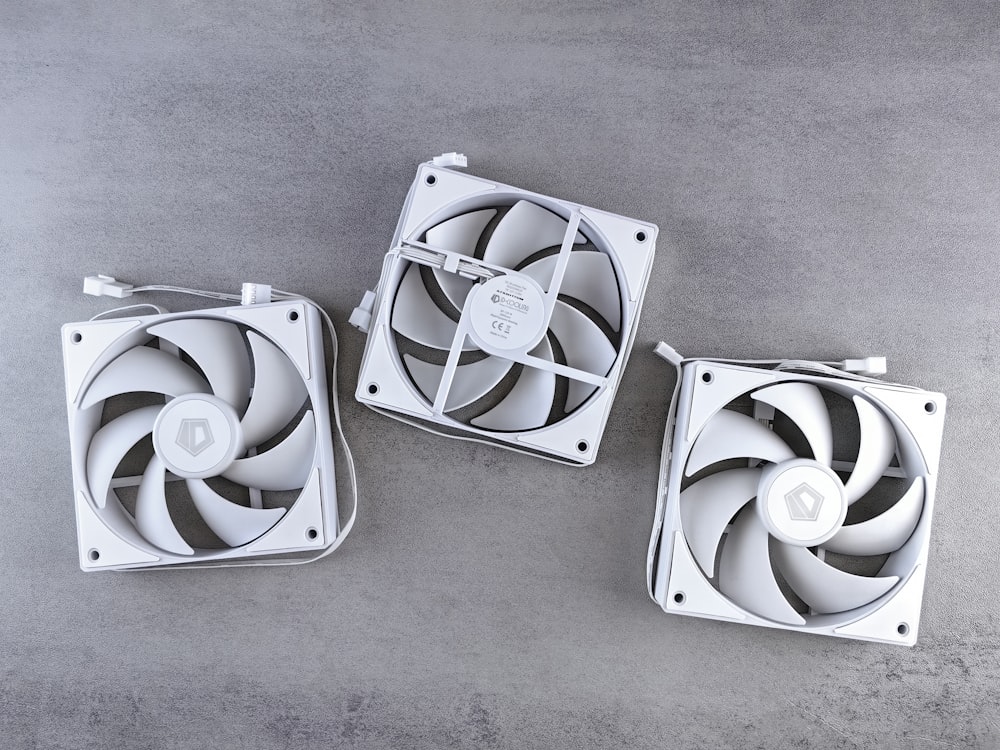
[[784, 482, 825, 521], [176, 418, 214, 457], [491, 289, 530, 311]]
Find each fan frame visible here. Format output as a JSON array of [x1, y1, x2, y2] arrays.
[[62, 300, 339, 570], [648, 359, 947, 645], [354, 157, 658, 465]]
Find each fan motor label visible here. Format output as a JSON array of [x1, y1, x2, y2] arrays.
[[469, 275, 546, 351]]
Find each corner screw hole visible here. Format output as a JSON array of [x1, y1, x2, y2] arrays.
[[87, 549, 100, 562], [367, 382, 379, 396], [306, 527, 319, 541], [425, 173, 437, 186], [576, 440, 589, 453], [701, 371, 714, 384], [287, 309, 300, 322], [673, 591, 686, 605], [897, 622, 909, 636], [635, 230, 647, 243], [71, 331, 83, 344], [924, 401, 936, 414]]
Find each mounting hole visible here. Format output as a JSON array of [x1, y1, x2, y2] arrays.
[[70, 331, 83, 344], [87, 548, 100, 562], [673, 591, 686, 605], [366, 382, 379, 396], [634, 230, 647, 243], [305, 527, 319, 541], [924, 401, 936, 414], [897, 622, 909, 636], [576, 440, 589, 453], [287, 309, 300, 322], [701, 371, 714, 384], [425, 173, 437, 186]]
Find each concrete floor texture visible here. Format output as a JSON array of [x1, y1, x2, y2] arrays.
[[2, 2, 998, 748]]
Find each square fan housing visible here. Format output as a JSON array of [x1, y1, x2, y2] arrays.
[[649, 360, 946, 645], [62, 300, 339, 570], [354, 157, 658, 465]]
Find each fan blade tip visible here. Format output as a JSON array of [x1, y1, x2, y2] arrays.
[[135, 457, 194, 556], [391, 264, 464, 350], [186, 479, 287, 547], [149, 319, 251, 412], [824, 477, 924, 556], [484, 201, 574, 269], [679, 468, 761, 577], [241, 335, 308, 447], [223, 412, 316, 491], [549, 302, 616, 413], [775, 543, 898, 613], [752, 382, 833, 466], [81, 347, 209, 409], [686, 410, 795, 476], [407, 356, 512, 412], [424, 209, 496, 255], [86, 406, 160, 510], [718, 508, 805, 625], [845, 396, 896, 504]]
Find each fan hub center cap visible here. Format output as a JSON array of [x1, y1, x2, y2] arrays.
[[153, 394, 243, 479], [757, 459, 847, 546], [468, 274, 547, 352]]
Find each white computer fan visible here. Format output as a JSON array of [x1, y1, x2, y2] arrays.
[[351, 154, 658, 464], [63, 299, 339, 570], [648, 356, 947, 645]]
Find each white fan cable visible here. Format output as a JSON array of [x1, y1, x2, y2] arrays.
[[81, 275, 358, 569]]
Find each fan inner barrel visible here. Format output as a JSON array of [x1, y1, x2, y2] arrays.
[[756, 459, 847, 547], [467, 274, 548, 352], [152, 394, 244, 479]]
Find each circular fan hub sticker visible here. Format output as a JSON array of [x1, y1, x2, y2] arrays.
[[757, 459, 847, 547], [153, 394, 243, 479], [469, 274, 547, 351]]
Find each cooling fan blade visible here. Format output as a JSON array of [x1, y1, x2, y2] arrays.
[[471, 338, 556, 431], [186, 479, 286, 547], [425, 208, 496, 255], [403, 354, 513, 412], [425, 209, 496, 312], [434, 272, 474, 315], [240, 332, 308, 448], [679, 468, 761, 577], [549, 301, 616, 412], [86, 405, 160, 509], [717, 505, 805, 625], [224, 411, 316, 491], [135, 455, 194, 556], [482, 200, 584, 269], [521, 252, 621, 332], [751, 382, 833, 465], [686, 410, 795, 477], [81, 346, 210, 409], [773, 543, 899, 613], [824, 478, 923, 556], [391, 263, 475, 351], [844, 396, 897, 504], [148, 319, 251, 414]]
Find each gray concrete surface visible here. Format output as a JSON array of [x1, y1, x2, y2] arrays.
[[2, 2, 998, 748]]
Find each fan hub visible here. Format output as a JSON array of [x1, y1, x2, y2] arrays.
[[153, 394, 243, 479], [468, 274, 547, 352], [756, 459, 847, 546]]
